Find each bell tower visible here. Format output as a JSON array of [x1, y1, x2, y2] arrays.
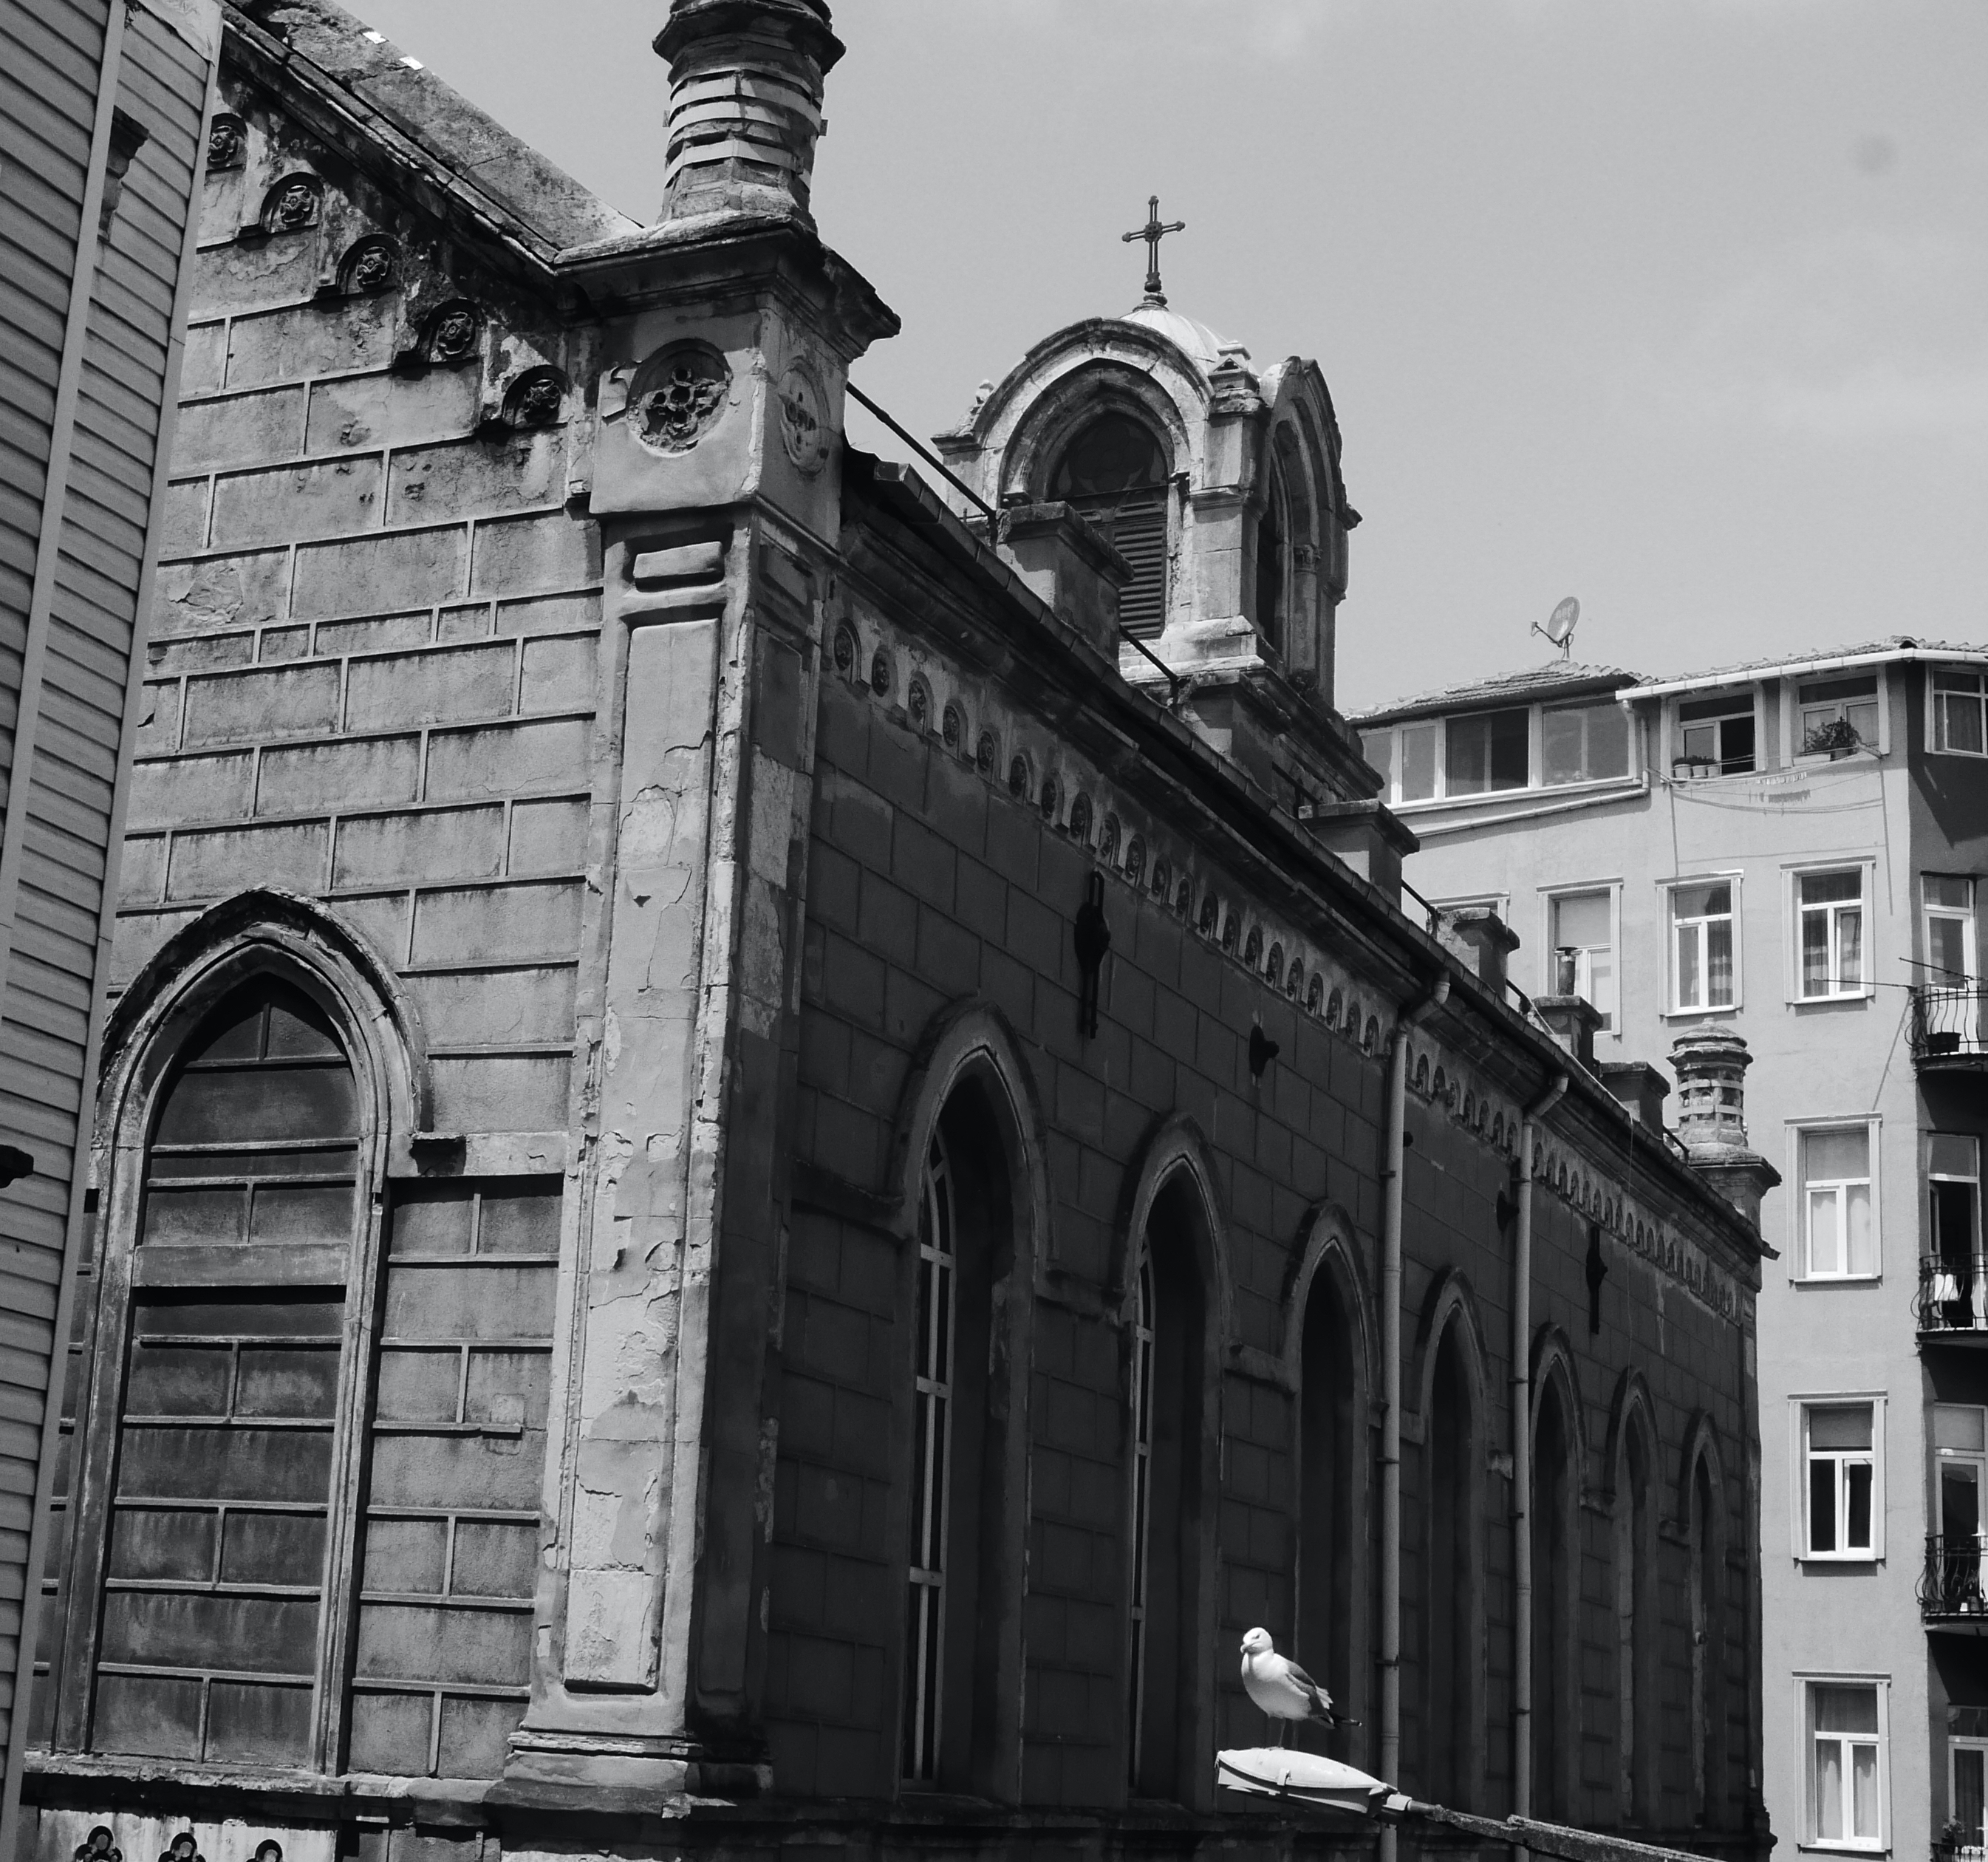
[[508, 0, 895, 1793]]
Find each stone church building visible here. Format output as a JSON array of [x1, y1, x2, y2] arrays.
[[21, 3, 1773, 1860]]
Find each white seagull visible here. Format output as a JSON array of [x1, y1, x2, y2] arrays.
[[1240, 1626, 1348, 1745]]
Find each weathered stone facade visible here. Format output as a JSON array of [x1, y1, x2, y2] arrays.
[[23, 5, 1771, 1862]]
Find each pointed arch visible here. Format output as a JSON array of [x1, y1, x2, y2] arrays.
[[1411, 1270, 1489, 1807], [1529, 1323, 1586, 1819], [1680, 1412, 1731, 1826], [1285, 1204, 1374, 1755], [884, 997, 1044, 1801], [1118, 1114, 1226, 1810], [1605, 1368, 1661, 1824]]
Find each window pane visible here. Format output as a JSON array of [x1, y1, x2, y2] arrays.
[[1803, 1127, 1870, 1183], [1803, 870, 1863, 905], [1846, 700, 1879, 744], [1800, 675, 1879, 705], [1927, 875, 1974, 912], [1543, 702, 1628, 785], [1936, 1405, 1988, 1455], [1552, 890, 1611, 948], [1941, 695, 1987, 756], [1955, 1747, 1985, 1846], [1937, 670, 1987, 695], [1678, 923, 1702, 1007], [1052, 414, 1166, 497], [1674, 882, 1732, 919], [1845, 1182, 1876, 1276], [1401, 723, 1438, 801], [1362, 730, 1393, 787], [1802, 911, 1831, 996], [1845, 1461, 1873, 1549], [1679, 692, 1752, 722], [1810, 1404, 1874, 1452], [1815, 1737, 1844, 1840], [1446, 708, 1529, 795], [1806, 1188, 1842, 1276], [1840, 907, 1862, 987], [1809, 1456, 1837, 1552], [1930, 1136, 1979, 1181], [1814, 1684, 1880, 1736], [1852, 1742, 1878, 1838], [1941, 1462, 1981, 1538], [1707, 918, 1735, 1004]]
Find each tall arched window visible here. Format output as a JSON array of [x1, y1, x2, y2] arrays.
[[1298, 1264, 1361, 1750], [1616, 1416, 1659, 1823], [89, 979, 361, 1765], [1127, 1173, 1209, 1799], [1254, 466, 1288, 655], [1051, 412, 1169, 638], [1422, 1323, 1478, 1805], [1691, 1453, 1725, 1824], [1532, 1376, 1580, 1818], [49, 963, 561, 1780], [900, 1089, 1017, 1793]]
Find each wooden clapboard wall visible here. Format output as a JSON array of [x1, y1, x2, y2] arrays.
[[0, 0, 215, 1844]]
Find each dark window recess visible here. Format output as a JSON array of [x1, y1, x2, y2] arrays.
[[1255, 494, 1285, 653], [1677, 693, 1756, 776], [96, 981, 357, 1767], [1446, 707, 1529, 794], [1053, 414, 1170, 638]]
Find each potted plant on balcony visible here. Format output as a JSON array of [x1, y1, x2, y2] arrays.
[[1805, 717, 1864, 759], [1934, 1818, 1968, 1862]]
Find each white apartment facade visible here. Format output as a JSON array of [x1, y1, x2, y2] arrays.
[[1356, 638, 1988, 1862]]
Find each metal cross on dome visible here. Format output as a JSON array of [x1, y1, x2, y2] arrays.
[[1122, 194, 1186, 306]]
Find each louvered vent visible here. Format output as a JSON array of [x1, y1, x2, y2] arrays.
[[1075, 493, 1168, 638]]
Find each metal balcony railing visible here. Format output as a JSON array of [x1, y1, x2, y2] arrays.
[[1919, 1256, 1988, 1337], [1922, 1534, 1988, 1621], [1910, 983, 1988, 1064]]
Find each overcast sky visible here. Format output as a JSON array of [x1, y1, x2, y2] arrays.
[[350, 0, 1988, 712]]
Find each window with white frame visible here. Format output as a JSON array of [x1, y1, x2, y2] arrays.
[[1797, 675, 1880, 758], [1953, 1736, 1988, 1850], [1926, 876, 1978, 984], [1800, 1401, 1878, 1558], [1547, 889, 1616, 1029], [1795, 1125, 1876, 1280], [1670, 880, 1737, 1011], [1797, 869, 1867, 999], [1445, 707, 1529, 796], [1806, 1680, 1883, 1846], [1542, 700, 1630, 787], [1675, 691, 1755, 778], [1933, 669, 1988, 757]]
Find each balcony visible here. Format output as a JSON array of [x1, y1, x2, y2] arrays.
[[1921, 1535, 1988, 1630], [1910, 983, 1988, 1069], [1919, 1257, 1988, 1343]]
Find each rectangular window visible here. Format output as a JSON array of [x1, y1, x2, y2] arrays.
[[1797, 1126, 1876, 1279], [1953, 1739, 1988, 1852], [1807, 1680, 1882, 1845], [1548, 889, 1616, 1029], [1543, 700, 1630, 786], [1803, 1403, 1876, 1556], [1926, 876, 1978, 983], [1676, 691, 1755, 777], [1401, 720, 1438, 802], [1799, 869, 1866, 998], [1670, 881, 1736, 1010], [1445, 707, 1529, 795], [1359, 729, 1393, 792], [1931, 1408, 1988, 1619], [1798, 675, 1880, 757], [1934, 669, 1988, 757]]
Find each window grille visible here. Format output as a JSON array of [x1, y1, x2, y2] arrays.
[[1126, 1258, 1155, 1784], [901, 1132, 956, 1784]]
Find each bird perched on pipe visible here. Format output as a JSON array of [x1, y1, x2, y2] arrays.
[[1240, 1627, 1354, 1744]]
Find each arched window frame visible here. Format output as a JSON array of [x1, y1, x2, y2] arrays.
[[1116, 1119, 1229, 1811], [884, 1003, 1044, 1804], [1413, 1278, 1490, 1807], [49, 908, 426, 1770], [1607, 1375, 1662, 1826], [1528, 1330, 1589, 1821], [1680, 1417, 1730, 1827]]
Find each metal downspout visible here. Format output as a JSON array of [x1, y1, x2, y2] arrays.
[[1381, 970, 1449, 1862], [1513, 1068, 1569, 1844]]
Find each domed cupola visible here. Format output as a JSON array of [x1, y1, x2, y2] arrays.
[[932, 262, 1356, 712]]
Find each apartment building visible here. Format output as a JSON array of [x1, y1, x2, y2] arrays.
[[1356, 637, 1988, 1861]]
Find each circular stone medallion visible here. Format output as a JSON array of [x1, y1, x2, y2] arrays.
[[776, 363, 830, 475], [630, 341, 731, 455]]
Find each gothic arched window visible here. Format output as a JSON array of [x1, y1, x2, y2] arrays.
[[1297, 1263, 1362, 1751], [1255, 465, 1288, 654], [1616, 1413, 1659, 1823], [1690, 1453, 1725, 1824], [1422, 1322, 1480, 1805], [900, 1090, 1019, 1794], [1126, 1173, 1209, 1800], [1052, 412, 1170, 638], [1532, 1374, 1581, 1818]]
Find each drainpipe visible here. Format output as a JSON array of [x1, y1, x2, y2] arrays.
[[1513, 1068, 1569, 1841], [1381, 969, 1449, 1862]]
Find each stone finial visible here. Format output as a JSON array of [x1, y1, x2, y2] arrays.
[[1670, 1027, 1780, 1227], [653, 0, 842, 228]]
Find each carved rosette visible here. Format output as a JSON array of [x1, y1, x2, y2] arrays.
[[206, 115, 245, 170], [629, 340, 731, 455], [260, 173, 321, 233], [776, 361, 829, 474]]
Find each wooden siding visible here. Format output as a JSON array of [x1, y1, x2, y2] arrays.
[[0, 0, 212, 1840]]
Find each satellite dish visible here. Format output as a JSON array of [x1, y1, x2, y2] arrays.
[[1532, 596, 1579, 658]]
